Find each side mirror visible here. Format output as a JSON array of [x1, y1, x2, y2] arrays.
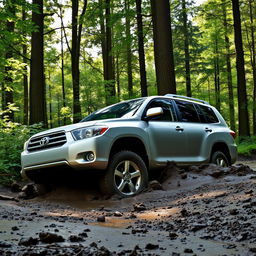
[[146, 107, 163, 119]]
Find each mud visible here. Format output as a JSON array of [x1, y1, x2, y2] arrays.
[[0, 161, 256, 255]]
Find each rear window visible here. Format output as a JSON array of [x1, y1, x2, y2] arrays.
[[175, 100, 200, 122], [196, 104, 219, 123]]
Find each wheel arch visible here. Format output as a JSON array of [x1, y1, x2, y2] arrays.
[[211, 142, 231, 165], [109, 137, 149, 169]]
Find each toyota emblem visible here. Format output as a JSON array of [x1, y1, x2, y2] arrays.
[[40, 137, 50, 146]]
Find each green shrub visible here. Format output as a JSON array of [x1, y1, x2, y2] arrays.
[[236, 136, 256, 156], [0, 116, 43, 185]]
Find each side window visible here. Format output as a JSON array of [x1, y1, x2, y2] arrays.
[[146, 99, 177, 121], [175, 100, 200, 123], [196, 104, 219, 123]]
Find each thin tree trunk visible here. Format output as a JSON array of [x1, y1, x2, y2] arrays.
[[116, 54, 121, 100], [125, 0, 133, 98], [151, 0, 176, 95], [231, 0, 250, 137], [135, 0, 147, 97], [105, 0, 116, 104], [48, 72, 53, 128], [4, 4, 15, 121], [222, 0, 235, 131], [22, 8, 29, 125], [182, 0, 191, 97], [248, 0, 256, 135], [214, 37, 221, 111], [29, 0, 47, 126]]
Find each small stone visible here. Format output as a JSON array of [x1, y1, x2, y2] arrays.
[[148, 180, 163, 190], [145, 243, 159, 250], [114, 211, 123, 217], [11, 226, 19, 231], [181, 173, 188, 179], [97, 216, 106, 222], [229, 209, 239, 215], [169, 232, 178, 240], [133, 203, 146, 212], [18, 237, 38, 246], [39, 232, 65, 243], [184, 248, 193, 253], [69, 235, 84, 242]]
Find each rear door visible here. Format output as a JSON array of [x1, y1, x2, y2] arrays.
[[144, 98, 188, 163]]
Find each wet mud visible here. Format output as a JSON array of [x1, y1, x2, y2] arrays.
[[0, 161, 255, 255]]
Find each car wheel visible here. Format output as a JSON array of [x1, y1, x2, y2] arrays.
[[211, 151, 229, 167], [100, 151, 148, 197]]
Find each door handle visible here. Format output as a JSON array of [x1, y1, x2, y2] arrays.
[[205, 128, 212, 132], [176, 126, 184, 132]]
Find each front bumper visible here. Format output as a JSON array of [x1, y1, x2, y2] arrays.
[[21, 132, 110, 179]]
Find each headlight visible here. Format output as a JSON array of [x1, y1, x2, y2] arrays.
[[71, 126, 108, 141]]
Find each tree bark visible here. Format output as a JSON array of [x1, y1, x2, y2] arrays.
[[105, 0, 116, 104], [214, 37, 221, 111], [125, 0, 133, 98], [135, 0, 147, 97], [248, 0, 256, 135], [22, 8, 29, 125], [231, 0, 250, 136], [222, 0, 235, 131], [182, 0, 191, 97], [29, 0, 47, 126], [150, 0, 176, 95]]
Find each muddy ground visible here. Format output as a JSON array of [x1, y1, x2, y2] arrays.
[[0, 161, 256, 256]]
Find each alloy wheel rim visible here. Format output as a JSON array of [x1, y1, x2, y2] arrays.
[[216, 157, 227, 167], [114, 160, 142, 196]]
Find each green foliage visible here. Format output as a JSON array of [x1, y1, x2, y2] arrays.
[[237, 136, 256, 156], [0, 109, 44, 185]]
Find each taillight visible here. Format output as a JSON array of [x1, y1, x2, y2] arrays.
[[230, 130, 236, 139]]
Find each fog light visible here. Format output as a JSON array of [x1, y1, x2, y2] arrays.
[[85, 152, 95, 161]]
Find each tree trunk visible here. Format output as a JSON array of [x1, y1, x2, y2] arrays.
[[71, 0, 83, 123], [214, 37, 221, 111], [22, 8, 29, 125], [105, 0, 116, 104], [150, 0, 176, 95], [125, 0, 133, 98], [29, 0, 47, 126], [182, 0, 191, 97], [3, 3, 15, 121], [231, 0, 250, 137], [135, 0, 147, 97], [248, 0, 256, 135], [222, 0, 235, 131]]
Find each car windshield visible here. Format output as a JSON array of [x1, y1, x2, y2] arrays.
[[81, 98, 144, 122]]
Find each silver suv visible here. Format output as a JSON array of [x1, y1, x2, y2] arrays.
[[21, 94, 237, 197]]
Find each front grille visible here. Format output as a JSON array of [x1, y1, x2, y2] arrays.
[[27, 131, 67, 152]]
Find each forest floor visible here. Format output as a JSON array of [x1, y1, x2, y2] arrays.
[[0, 160, 256, 256]]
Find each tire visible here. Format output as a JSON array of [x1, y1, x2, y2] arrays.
[[100, 151, 148, 197], [211, 151, 229, 167]]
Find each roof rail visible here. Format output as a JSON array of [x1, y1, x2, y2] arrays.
[[165, 94, 210, 105]]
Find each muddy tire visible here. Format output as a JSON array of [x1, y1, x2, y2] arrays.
[[100, 151, 148, 197], [211, 151, 229, 167]]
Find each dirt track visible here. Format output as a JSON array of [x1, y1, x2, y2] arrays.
[[0, 161, 255, 255]]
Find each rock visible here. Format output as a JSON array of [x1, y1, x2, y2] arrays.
[[191, 223, 207, 232], [11, 182, 21, 192], [69, 235, 84, 242], [169, 232, 178, 240], [210, 170, 224, 178], [11, 226, 19, 231], [249, 248, 256, 253], [39, 232, 65, 243], [97, 216, 106, 222], [180, 208, 189, 217], [237, 232, 248, 241], [148, 180, 163, 190], [114, 211, 123, 217], [181, 173, 188, 179], [184, 248, 193, 253], [0, 241, 12, 248], [20, 184, 38, 199], [229, 209, 239, 215], [145, 243, 159, 250], [133, 203, 146, 212], [97, 246, 110, 255], [18, 237, 38, 246]]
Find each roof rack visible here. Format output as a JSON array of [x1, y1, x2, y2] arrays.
[[165, 94, 210, 105]]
